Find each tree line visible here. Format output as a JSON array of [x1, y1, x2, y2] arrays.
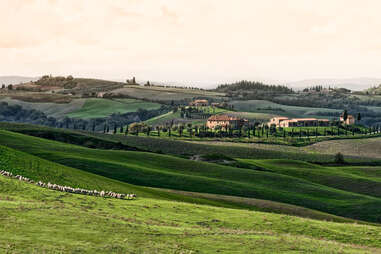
[[0, 102, 171, 132]]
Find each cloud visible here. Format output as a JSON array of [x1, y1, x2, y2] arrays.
[[0, 0, 381, 81]]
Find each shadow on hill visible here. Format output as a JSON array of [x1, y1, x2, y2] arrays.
[[15, 129, 142, 152]]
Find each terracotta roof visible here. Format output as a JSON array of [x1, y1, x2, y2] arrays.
[[290, 118, 318, 121], [340, 113, 354, 118], [283, 118, 329, 122]]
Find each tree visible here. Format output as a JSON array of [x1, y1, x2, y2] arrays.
[[113, 124, 117, 134], [342, 110, 348, 124], [132, 77, 136, 84], [7, 84, 13, 90], [156, 126, 161, 137], [334, 152, 345, 164], [357, 113, 361, 123], [125, 125, 129, 136]]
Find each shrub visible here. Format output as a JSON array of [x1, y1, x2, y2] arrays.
[[334, 152, 345, 164]]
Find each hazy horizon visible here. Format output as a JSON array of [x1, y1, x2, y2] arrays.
[[1, 0, 381, 84]]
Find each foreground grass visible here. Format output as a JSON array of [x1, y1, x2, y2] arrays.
[[1, 130, 381, 222], [0, 176, 380, 253]]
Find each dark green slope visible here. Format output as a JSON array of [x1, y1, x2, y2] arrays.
[[1, 129, 381, 222], [242, 159, 381, 198]]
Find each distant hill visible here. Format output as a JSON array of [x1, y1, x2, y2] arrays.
[[0, 76, 39, 86], [365, 84, 381, 95], [287, 78, 381, 91]]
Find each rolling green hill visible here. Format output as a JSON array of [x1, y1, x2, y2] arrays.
[[1, 129, 381, 222], [0, 122, 374, 163], [111, 85, 225, 102], [0, 137, 359, 224], [66, 98, 161, 119], [1, 175, 380, 253], [240, 159, 381, 198], [230, 99, 341, 119]]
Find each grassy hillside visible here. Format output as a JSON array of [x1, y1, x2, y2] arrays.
[[1, 175, 381, 253], [240, 159, 381, 198], [66, 98, 161, 119], [230, 99, 341, 119], [0, 97, 85, 118], [0, 144, 259, 210], [302, 137, 381, 160], [1, 122, 371, 163], [111, 85, 225, 102], [0, 122, 337, 162], [1, 130, 381, 222], [1, 140, 358, 223]]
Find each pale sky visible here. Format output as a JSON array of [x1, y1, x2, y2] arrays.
[[1, 0, 381, 85]]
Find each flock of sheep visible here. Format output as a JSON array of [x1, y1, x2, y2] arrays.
[[0, 170, 136, 200]]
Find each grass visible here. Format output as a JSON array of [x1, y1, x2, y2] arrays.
[[0, 122, 342, 162], [239, 159, 381, 198], [0, 139, 360, 224], [303, 137, 381, 160], [144, 110, 181, 125], [1, 129, 381, 222], [1, 175, 381, 253], [230, 99, 342, 119], [2, 122, 380, 164], [111, 85, 225, 102], [0, 97, 86, 119], [66, 98, 161, 119]]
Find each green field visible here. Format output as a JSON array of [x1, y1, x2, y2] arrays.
[[230, 99, 341, 118], [0, 130, 361, 223], [66, 98, 161, 119], [2, 129, 381, 222], [2, 122, 381, 252], [110, 85, 225, 102], [2, 175, 381, 253], [0, 97, 86, 119]]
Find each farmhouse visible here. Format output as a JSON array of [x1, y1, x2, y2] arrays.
[[340, 114, 356, 125], [268, 117, 330, 127], [206, 114, 247, 130], [189, 99, 209, 107], [97, 92, 105, 98]]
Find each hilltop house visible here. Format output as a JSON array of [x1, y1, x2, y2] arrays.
[[206, 114, 247, 130], [340, 114, 356, 125], [189, 99, 209, 107], [97, 92, 105, 98], [268, 117, 330, 128]]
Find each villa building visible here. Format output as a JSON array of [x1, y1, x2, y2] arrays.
[[268, 117, 330, 128], [340, 114, 356, 125], [189, 99, 209, 107], [206, 114, 247, 130]]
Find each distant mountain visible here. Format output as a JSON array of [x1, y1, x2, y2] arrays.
[[0, 76, 39, 86], [287, 78, 381, 91]]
